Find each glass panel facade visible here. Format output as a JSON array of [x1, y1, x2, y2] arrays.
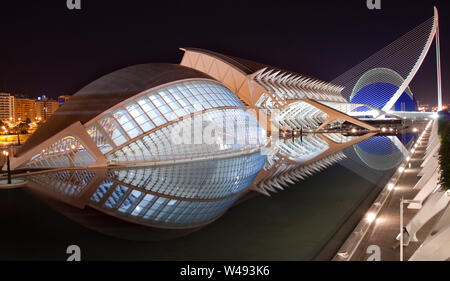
[[85, 80, 249, 156], [89, 179, 240, 227], [125, 102, 155, 132], [19, 136, 95, 169], [108, 152, 266, 200], [26, 169, 96, 198], [90, 179, 115, 203], [86, 125, 114, 154], [98, 117, 129, 146], [107, 108, 266, 163], [277, 134, 330, 163], [112, 108, 142, 139], [104, 185, 129, 209]]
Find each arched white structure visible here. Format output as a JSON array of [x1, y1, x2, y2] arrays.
[[382, 7, 440, 112], [331, 7, 442, 116]]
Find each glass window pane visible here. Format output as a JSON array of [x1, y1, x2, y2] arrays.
[[113, 108, 142, 139], [99, 116, 129, 146]]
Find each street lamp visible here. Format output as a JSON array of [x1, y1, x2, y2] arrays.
[[388, 183, 395, 191], [2, 151, 11, 184], [365, 212, 376, 223]]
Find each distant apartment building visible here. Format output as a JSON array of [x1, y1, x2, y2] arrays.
[[58, 95, 71, 107], [0, 93, 14, 122], [418, 104, 430, 112], [34, 95, 59, 121], [14, 95, 36, 122], [0, 93, 63, 123]]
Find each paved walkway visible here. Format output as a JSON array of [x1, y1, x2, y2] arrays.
[[351, 122, 435, 261]]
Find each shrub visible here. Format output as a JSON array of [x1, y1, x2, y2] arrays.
[[438, 111, 450, 190]]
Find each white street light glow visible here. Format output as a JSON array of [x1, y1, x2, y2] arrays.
[[366, 213, 376, 222]]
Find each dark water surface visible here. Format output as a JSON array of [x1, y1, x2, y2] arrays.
[[0, 145, 394, 261]]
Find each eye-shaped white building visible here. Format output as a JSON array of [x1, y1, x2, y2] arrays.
[[11, 63, 267, 170]]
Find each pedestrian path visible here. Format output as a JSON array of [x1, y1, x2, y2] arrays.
[[333, 120, 436, 261]]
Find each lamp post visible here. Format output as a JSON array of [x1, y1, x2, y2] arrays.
[[3, 151, 11, 184], [399, 198, 421, 261]]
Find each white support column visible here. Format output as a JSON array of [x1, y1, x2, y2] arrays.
[[409, 225, 450, 261], [435, 7, 443, 111], [415, 164, 438, 189], [403, 191, 450, 243], [408, 170, 440, 209], [417, 154, 439, 177], [421, 144, 440, 168]]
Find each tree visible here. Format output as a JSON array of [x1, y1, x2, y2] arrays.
[[13, 122, 29, 135], [438, 111, 450, 190]]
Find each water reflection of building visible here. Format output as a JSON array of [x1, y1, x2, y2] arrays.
[[24, 154, 265, 239], [21, 132, 372, 240], [354, 134, 415, 171]]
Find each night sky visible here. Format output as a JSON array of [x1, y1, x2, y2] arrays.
[[0, 0, 448, 106]]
